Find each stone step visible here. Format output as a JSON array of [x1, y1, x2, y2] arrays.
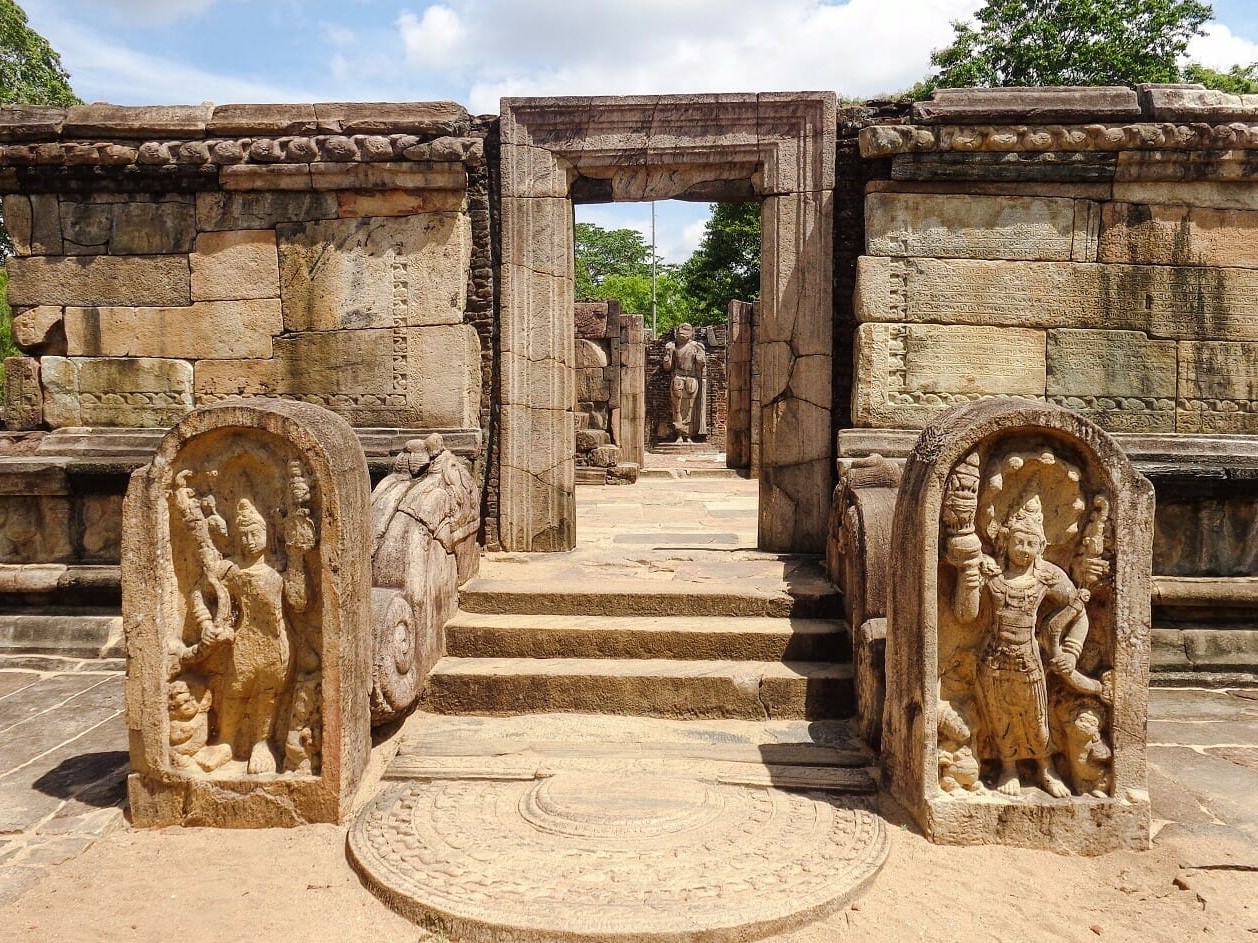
[[445, 612, 849, 662], [458, 576, 842, 618], [387, 713, 875, 791], [420, 657, 854, 720], [0, 611, 123, 658]]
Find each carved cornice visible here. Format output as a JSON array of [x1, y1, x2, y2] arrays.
[[861, 122, 1258, 159]]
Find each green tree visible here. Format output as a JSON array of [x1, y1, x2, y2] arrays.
[[0, 0, 80, 107], [1183, 61, 1258, 93], [925, 0, 1212, 90], [574, 222, 653, 300], [678, 201, 760, 326]]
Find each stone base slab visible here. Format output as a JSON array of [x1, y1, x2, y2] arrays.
[[880, 789, 1150, 855]]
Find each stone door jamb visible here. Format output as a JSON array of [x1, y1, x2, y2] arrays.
[[498, 93, 836, 552]]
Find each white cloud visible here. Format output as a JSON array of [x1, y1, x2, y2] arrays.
[[87, 0, 219, 26], [322, 23, 359, 48], [1187, 22, 1258, 71], [47, 17, 315, 105], [394, 0, 980, 113], [398, 5, 470, 72]]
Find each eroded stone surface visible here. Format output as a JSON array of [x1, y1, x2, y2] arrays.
[[369, 435, 480, 724], [882, 399, 1154, 853], [123, 399, 371, 827], [349, 772, 888, 941]]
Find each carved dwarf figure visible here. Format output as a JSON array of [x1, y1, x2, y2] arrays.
[[937, 699, 981, 793], [662, 322, 707, 441], [946, 491, 1088, 798], [171, 472, 314, 776], [1060, 701, 1112, 797], [167, 676, 219, 772]]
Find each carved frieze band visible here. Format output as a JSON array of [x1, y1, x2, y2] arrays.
[[860, 122, 1258, 159]]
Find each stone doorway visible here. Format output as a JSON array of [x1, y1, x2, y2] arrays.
[[498, 94, 836, 553]]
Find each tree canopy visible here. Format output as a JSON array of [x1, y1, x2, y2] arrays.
[[0, 0, 80, 107], [574, 202, 761, 336], [924, 0, 1213, 90], [677, 201, 760, 325]]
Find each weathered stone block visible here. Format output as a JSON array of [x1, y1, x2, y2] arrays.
[[575, 429, 610, 452], [576, 338, 609, 369], [278, 214, 470, 332], [0, 495, 71, 562], [42, 356, 193, 427], [207, 104, 318, 137], [4, 194, 61, 256], [588, 444, 620, 468], [63, 103, 213, 139], [577, 368, 610, 403], [575, 302, 613, 339], [0, 105, 65, 141], [1112, 181, 1258, 212], [1046, 329, 1177, 432], [196, 191, 338, 232], [12, 306, 63, 351], [865, 192, 1097, 262], [124, 399, 372, 826], [194, 324, 481, 428], [336, 189, 465, 218], [2, 357, 42, 430], [312, 101, 468, 135], [406, 324, 482, 428], [308, 162, 466, 192], [60, 198, 196, 256], [7, 255, 190, 308], [1177, 341, 1258, 433], [882, 399, 1153, 854], [1099, 203, 1258, 268], [911, 86, 1141, 124], [852, 322, 1046, 429], [63, 300, 280, 360], [221, 164, 312, 192], [856, 255, 1258, 341], [1137, 82, 1258, 122], [191, 231, 281, 302]]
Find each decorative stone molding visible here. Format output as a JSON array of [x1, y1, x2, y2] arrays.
[[499, 93, 835, 552]]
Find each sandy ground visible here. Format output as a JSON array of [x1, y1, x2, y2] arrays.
[[1, 809, 1254, 943]]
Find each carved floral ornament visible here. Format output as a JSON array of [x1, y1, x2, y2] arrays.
[[936, 442, 1116, 800]]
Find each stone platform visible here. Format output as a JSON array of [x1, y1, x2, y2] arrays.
[[349, 712, 888, 942]]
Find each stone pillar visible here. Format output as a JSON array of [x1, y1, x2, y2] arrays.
[[123, 399, 372, 827], [498, 185, 575, 550], [759, 189, 834, 552], [618, 313, 645, 467], [882, 399, 1154, 854], [726, 301, 754, 470]]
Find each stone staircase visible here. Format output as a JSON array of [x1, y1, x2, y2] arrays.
[[419, 569, 855, 721]]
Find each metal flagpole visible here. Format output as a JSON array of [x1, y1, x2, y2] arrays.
[[651, 202, 657, 338]]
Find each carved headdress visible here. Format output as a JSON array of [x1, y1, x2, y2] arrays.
[[235, 498, 266, 534], [1006, 492, 1046, 541]]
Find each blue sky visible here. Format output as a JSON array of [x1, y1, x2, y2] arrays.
[[24, 0, 1258, 263]]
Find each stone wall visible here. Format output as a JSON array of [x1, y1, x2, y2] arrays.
[[0, 103, 487, 438], [852, 85, 1258, 436]]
